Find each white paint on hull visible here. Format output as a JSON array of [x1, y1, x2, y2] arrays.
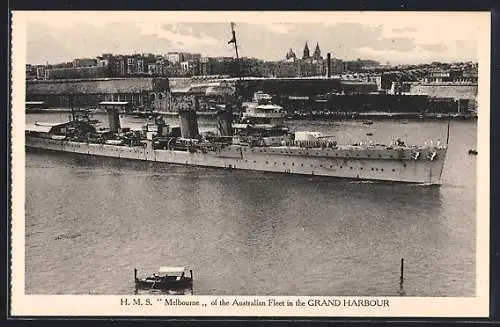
[[26, 137, 447, 185]]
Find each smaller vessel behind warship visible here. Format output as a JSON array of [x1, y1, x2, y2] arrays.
[[25, 23, 448, 185]]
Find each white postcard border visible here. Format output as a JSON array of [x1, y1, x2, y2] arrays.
[[10, 11, 491, 317]]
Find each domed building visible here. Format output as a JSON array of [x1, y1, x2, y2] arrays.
[[278, 41, 331, 77], [285, 48, 297, 62], [298, 41, 325, 77]]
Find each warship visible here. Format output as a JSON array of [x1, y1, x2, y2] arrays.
[[25, 23, 448, 185]]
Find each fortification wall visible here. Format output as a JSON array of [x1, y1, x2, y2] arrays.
[[27, 77, 168, 94], [26, 77, 169, 110]]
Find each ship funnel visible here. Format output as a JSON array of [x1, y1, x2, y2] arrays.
[[106, 108, 121, 133], [217, 105, 233, 136], [327, 53, 331, 77], [178, 96, 200, 139]]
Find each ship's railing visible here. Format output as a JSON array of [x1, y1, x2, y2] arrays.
[[263, 141, 445, 161], [284, 140, 338, 148], [279, 139, 446, 151]]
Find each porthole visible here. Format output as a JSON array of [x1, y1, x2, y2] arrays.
[[378, 155, 382, 158], [320, 164, 323, 167], [274, 162, 277, 165], [350, 167, 353, 169], [329, 165, 333, 168], [371, 168, 374, 171], [292, 163, 295, 166], [381, 168, 384, 171], [360, 167, 364, 170], [310, 164, 313, 167], [392, 169, 395, 172], [301, 163, 304, 167], [340, 166, 343, 169], [265, 161, 269, 164], [253, 160, 256, 163], [283, 162, 286, 165]]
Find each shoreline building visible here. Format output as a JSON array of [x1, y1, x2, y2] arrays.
[[26, 77, 170, 111], [276, 42, 345, 78], [298, 42, 325, 77]]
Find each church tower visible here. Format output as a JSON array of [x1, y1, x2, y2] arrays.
[[313, 42, 322, 60], [302, 42, 310, 59]]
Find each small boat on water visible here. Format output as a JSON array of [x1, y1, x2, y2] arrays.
[[134, 267, 193, 290], [468, 149, 478, 155]]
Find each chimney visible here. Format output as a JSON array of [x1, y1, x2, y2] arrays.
[[106, 107, 121, 133], [178, 96, 200, 139], [217, 106, 234, 137], [327, 53, 331, 78]]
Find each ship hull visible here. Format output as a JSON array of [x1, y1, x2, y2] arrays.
[[26, 137, 447, 185]]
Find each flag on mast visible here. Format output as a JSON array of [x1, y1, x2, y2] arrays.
[[228, 22, 236, 44]]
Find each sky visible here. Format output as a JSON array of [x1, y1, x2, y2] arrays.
[[20, 11, 488, 65]]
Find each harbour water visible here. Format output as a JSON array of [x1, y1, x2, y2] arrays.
[[25, 113, 477, 296]]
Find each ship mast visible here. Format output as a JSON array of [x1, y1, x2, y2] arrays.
[[69, 93, 75, 122], [445, 112, 451, 146], [228, 22, 241, 80]]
